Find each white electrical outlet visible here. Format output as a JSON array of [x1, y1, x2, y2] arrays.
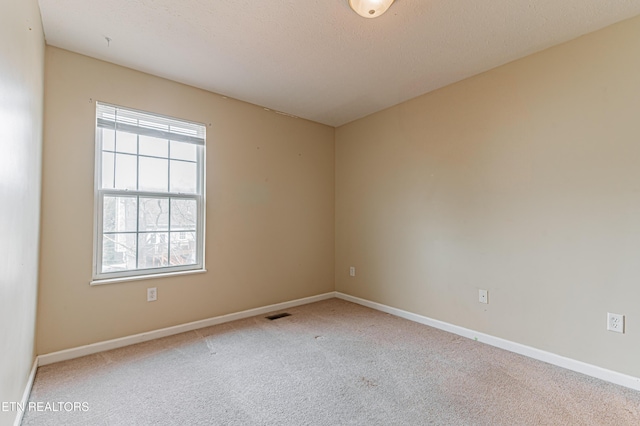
[[478, 289, 488, 304], [147, 287, 157, 302], [607, 313, 624, 333], [349, 266, 356, 277]]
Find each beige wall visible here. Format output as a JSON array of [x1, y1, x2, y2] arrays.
[[336, 15, 640, 378], [38, 47, 335, 354], [0, 0, 44, 424]]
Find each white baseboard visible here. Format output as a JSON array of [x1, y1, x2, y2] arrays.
[[36, 290, 640, 392], [335, 292, 640, 392], [39, 292, 336, 366], [13, 357, 38, 426]]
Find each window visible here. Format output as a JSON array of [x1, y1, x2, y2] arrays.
[[93, 102, 205, 282]]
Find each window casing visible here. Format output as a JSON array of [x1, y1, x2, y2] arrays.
[[93, 102, 205, 282]]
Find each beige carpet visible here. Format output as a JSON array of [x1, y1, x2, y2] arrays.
[[23, 299, 640, 425]]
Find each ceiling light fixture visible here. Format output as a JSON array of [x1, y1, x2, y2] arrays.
[[349, 0, 395, 18]]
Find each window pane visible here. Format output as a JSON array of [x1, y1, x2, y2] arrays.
[[170, 160, 197, 194], [139, 135, 168, 158], [102, 233, 136, 273], [170, 199, 197, 230], [114, 153, 137, 190], [170, 232, 196, 265], [96, 102, 205, 278], [103, 196, 137, 232], [115, 130, 137, 154], [139, 157, 168, 192], [101, 152, 115, 189], [139, 197, 169, 231], [102, 128, 115, 151], [138, 232, 169, 269], [170, 141, 197, 161]]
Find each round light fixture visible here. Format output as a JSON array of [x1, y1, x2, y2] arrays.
[[349, 0, 395, 18]]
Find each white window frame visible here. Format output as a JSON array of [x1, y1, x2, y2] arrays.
[[92, 102, 206, 283]]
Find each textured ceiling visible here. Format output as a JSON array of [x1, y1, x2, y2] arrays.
[[38, 0, 640, 127]]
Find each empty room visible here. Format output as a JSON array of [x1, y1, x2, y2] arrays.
[[2, 0, 640, 424]]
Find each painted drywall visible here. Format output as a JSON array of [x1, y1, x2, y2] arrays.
[[0, 0, 44, 425], [38, 47, 334, 354], [336, 15, 640, 378]]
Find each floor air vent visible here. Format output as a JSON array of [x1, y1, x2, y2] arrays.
[[266, 313, 291, 320]]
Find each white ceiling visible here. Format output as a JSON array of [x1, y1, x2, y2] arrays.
[[38, 0, 640, 127]]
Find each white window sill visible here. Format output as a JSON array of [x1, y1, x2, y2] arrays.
[[90, 268, 207, 286]]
